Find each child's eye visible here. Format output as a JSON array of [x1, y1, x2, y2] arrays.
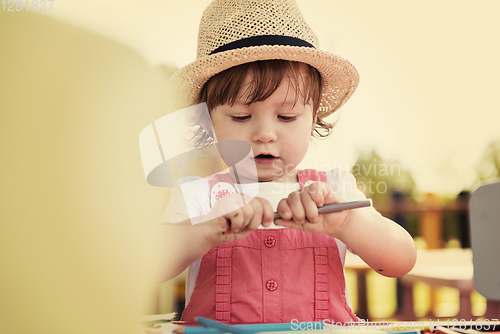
[[278, 115, 297, 122], [231, 115, 251, 122]]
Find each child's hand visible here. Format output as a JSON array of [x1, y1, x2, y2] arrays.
[[203, 194, 274, 246], [275, 182, 349, 237]]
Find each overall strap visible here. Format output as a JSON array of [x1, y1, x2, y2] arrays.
[[297, 169, 327, 188]]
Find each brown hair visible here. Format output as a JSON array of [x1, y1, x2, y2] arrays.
[[193, 60, 334, 148]]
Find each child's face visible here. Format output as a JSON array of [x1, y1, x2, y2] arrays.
[[211, 72, 315, 183]]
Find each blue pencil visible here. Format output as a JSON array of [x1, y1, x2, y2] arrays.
[[194, 317, 256, 334], [185, 320, 320, 334], [184, 321, 424, 334]]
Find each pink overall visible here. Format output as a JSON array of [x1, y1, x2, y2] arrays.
[[180, 170, 358, 324]]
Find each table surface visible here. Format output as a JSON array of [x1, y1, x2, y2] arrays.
[[346, 248, 473, 281], [344, 248, 475, 320], [345, 248, 475, 320], [400, 249, 473, 291]]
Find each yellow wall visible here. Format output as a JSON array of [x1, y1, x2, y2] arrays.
[[0, 10, 175, 334]]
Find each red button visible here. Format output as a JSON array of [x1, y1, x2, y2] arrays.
[[266, 279, 278, 291], [264, 236, 276, 248]]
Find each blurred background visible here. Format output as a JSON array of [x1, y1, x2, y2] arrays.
[[1, 0, 500, 333]]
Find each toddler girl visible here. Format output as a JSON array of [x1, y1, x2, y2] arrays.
[[161, 0, 416, 324]]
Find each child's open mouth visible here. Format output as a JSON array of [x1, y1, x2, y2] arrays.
[[254, 154, 280, 166]]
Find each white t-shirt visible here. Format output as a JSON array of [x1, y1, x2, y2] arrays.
[[161, 169, 376, 306]]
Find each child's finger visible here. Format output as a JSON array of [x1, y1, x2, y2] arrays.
[[300, 187, 322, 223], [213, 215, 232, 238], [224, 207, 245, 233], [238, 201, 258, 232], [274, 218, 305, 232], [323, 188, 343, 205], [276, 198, 293, 221], [306, 182, 329, 207], [246, 199, 264, 231], [259, 198, 275, 227], [286, 191, 307, 225], [273, 218, 294, 229]]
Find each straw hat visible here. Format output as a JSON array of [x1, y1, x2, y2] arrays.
[[168, 0, 359, 118]]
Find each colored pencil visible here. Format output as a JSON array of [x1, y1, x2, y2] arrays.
[[274, 199, 372, 220], [195, 317, 256, 334]]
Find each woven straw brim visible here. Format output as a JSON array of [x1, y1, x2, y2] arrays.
[[167, 45, 359, 118]]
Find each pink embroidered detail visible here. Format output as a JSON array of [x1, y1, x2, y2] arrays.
[[215, 189, 231, 201], [210, 181, 237, 208]]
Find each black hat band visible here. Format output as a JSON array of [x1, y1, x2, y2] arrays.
[[209, 35, 315, 55]]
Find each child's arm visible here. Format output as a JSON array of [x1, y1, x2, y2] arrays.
[[275, 182, 416, 278], [335, 208, 416, 277], [158, 194, 275, 282]]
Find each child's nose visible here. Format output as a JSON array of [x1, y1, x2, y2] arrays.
[[251, 119, 277, 143]]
